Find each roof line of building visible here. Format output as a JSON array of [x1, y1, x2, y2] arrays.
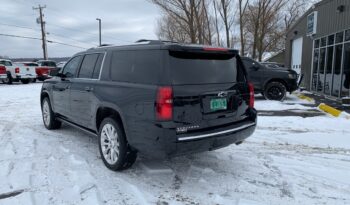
[[287, 0, 333, 34]]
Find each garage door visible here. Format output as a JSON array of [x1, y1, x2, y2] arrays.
[[291, 37, 303, 74]]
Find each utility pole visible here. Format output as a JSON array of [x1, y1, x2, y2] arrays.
[[96, 18, 101, 46], [33, 5, 48, 60]]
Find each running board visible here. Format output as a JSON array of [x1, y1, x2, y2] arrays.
[[57, 117, 97, 137]]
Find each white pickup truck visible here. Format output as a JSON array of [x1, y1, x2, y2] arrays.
[[0, 59, 37, 84]]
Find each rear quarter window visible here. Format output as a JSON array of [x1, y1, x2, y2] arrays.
[[110, 50, 161, 84]]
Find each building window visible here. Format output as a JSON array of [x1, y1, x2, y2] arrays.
[[336, 32, 344, 44], [345, 29, 350, 42], [342, 43, 350, 97], [332, 45, 343, 97], [312, 49, 320, 91], [321, 37, 327, 47], [311, 29, 350, 98], [325, 46, 334, 95], [328, 35, 335, 45], [314, 39, 320, 48]]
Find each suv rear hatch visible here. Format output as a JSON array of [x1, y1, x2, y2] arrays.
[[165, 46, 250, 134]]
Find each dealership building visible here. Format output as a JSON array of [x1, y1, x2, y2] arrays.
[[285, 0, 350, 100]]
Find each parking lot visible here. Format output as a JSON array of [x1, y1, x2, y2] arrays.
[[0, 82, 350, 205]]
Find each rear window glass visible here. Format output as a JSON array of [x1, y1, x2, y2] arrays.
[[168, 51, 237, 85], [24, 63, 38, 66], [40, 61, 56, 67], [0, 60, 12, 66], [110, 50, 161, 84]]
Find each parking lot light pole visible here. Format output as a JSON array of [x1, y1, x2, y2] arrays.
[[96, 18, 101, 46]]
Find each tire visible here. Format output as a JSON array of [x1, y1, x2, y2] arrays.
[[21, 79, 30, 84], [41, 97, 62, 130], [263, 81, 287, 101], [32, 78, 37, 83], [98, 117, 137, 171], [3, 72, 13, 84]]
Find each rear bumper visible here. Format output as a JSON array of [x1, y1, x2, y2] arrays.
[[37, 75, 51, 81], [127, 108, 257, 158], [0, 74, 7, 79], [15, 75, 36, 79]]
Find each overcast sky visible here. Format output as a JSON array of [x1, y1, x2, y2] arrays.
[[0, 0, 160, 58]]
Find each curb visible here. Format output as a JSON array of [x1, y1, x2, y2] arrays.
[[296, 94, 348, 119], [296, 94, 314, 102], [318, 103, 342, 117]]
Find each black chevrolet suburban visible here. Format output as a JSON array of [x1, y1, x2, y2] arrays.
[[242, 57, 299, 101], [40, 40, 257, 171]]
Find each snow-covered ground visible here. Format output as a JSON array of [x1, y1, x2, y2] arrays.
[[0, 83, 349, 205]]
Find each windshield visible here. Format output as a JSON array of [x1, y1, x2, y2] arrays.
[[168, 51, 237, 85], [24, 63, 39, 67], [0, 60, 12, 66]]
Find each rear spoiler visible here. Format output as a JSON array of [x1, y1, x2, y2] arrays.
[[168, 44, 238, 55], [168, 45, 238, 60]]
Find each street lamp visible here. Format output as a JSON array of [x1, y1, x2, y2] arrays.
[[96, 18, 101, 46]]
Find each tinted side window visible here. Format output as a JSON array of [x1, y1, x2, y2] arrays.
[[78, 54, 99, 78], [92, 53, 104, 79], [63, 56, 82, 78], [111, 50, 161, 84]]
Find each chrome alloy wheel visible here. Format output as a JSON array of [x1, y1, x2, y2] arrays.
[[101, 123, 120, 165], [42, 100, 51, 127]]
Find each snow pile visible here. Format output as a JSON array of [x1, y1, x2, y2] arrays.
[[0, 83, 349, 205]]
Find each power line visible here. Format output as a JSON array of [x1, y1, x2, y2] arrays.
[[46, 23, 132, 44], [0, 23, 39, 31], [47, 40, 88, 49], [0, 33, 41, 41], [0, 23, 97, 47], [0, 33, 88, 49], [48, 32, 98, 47], [5, 1, 132, 44]]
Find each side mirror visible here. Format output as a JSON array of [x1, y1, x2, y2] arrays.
[[56, 72, 66, 78]]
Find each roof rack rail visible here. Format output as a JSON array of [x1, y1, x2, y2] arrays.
[[135, 39, 178, 45]]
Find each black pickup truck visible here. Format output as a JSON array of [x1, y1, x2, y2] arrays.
[[242, 57, 299, 101]]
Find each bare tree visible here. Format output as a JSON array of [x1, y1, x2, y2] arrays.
[[217, 0, 234, 47], [212, 0, 221, 46], [238, 0, 249, 55], [151, 0, 212, 44], [245, 0, 287, 61]]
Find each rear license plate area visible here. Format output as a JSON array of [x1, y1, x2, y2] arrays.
[[210, 98, 227, 111]]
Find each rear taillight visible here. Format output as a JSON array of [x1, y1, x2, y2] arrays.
[[15, 67, 20, 73], [248, 82, 254, 108], [156, 86, 173, 121], [0, 66, 6, 74]]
